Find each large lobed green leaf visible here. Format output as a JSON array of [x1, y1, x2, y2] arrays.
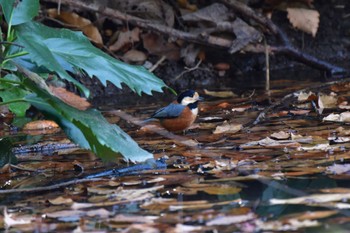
[[24, 92, 153, 162], [0, 0, 39, 26], [16, 21, 166, 96]]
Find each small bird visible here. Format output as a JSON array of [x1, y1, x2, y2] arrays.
[[146, 90, 202, 132]]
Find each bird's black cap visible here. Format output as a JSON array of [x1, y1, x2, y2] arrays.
[[177, 90, 196, 103]]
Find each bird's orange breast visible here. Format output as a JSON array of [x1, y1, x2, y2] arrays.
[[159, 107, 196, 132]]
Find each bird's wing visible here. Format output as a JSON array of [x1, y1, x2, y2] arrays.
[[151, 103, 186, 119]]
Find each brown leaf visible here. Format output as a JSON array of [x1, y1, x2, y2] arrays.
[[23, 120, 59, 130], [206, 213, 255, 226], [204, 89, 237, 98], [48, 196, 73, 205], [318, 93, 338, 110], [109, 28, 140, 52], [142, 33, 180, 60], [287, 8, 320, 37], [213, 122, 242, 134], [122, 49, 147, 64], [49, 86, 91, 111], [47, 9, 102, 45], [270, 131, 290, 140]]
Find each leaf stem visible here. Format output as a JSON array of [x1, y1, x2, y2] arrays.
[[0, 78, 22, 85], [4, 51, 29, 60], [0, 98, 27, 106]]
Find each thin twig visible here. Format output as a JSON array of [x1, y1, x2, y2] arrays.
[[0, 178, 105, 194], [174, 59, 202, 80], [149, 55, 166, 72]]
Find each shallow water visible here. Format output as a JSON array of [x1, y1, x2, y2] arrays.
[[2, 68, 350, 232]]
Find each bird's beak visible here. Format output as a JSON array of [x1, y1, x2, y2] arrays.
[[198, 96, 204, 101]]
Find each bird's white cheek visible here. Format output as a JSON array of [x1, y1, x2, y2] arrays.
[[191, 108, 198, 116]]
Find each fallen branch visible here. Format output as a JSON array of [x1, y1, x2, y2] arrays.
[[41, 0, 347, 75]]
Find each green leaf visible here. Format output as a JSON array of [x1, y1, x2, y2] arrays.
[[15, 24, 90, 96], [0, 74, 30, 116], [0, 0, 39, 26], [0, 138, 17, 167], [23, 90, 153, 162], [16, 21, 166, 96]]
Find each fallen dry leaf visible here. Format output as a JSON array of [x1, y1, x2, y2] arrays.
[[270, 193, 350, 205], [23, 120, 59, 130], [122, 49, 147, 64], [287, 7, 320, 37], [323, 112, 350, 123], [206, 213, 255, 226], [213, 63, 230, 71], [4, 208, 33, 227], [318, 93, 338, 111], [296, 91, 316, 102], [270, 131, 290, 140], [49, 86, 91, 111], [204, 89, 237, 98], [327, 164, 350, 175], [47, 9, 102, 45], [48, 196, 73, 205], [109, 27, 140, 52], [256, 219, 319, 231], [142, 33, 180, 60], [213, 122, 242, 134]]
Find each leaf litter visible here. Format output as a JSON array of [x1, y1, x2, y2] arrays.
[[5, 79, 350, 231]]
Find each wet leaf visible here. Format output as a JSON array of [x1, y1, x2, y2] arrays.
[[296, 91, 316, 102], [318, 93, 338, 111], [4, 208, 33, 227], [202, 185, 241, 195], [323, 112, 350, 123], [270, 131, 290, 140], [327, 164, 350, 175], [45, 210, 85, 219], [48, 196, 73, 205], [110, 214, 157, 223], [213, 122, 242, 134], [257, 219, 319, 231], [49, 86, 91, 111], [206, 213, 255, 226], [270, 193, 350, 205], [204, 89, 237, 98], [282, 210, 338, 221], [23, 120, 59, 130]]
